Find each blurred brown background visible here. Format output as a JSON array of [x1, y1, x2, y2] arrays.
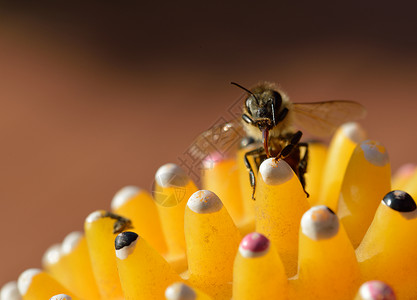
[[1, 1, 417, 285]]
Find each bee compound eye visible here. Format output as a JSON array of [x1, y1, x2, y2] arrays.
[[246, 97, 257, 114], [272, 91, 282, 124], [273, 91, 282, 103]]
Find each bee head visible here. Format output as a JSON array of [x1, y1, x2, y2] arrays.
[[232, 82, 283, 130]]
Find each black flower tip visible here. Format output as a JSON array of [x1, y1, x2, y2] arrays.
[[115, 231, 139, 250], [383, 190, 416, 212]]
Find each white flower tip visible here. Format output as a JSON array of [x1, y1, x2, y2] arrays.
[[111, 186, 141, 210], [187, 190, 223, 214], [155, 163, 188, 188], [50, 294, 72, 300], [42, 244, 62, 267], [259, 158, 293, 186], [342, 122, 367, 143], [0, 281, 21, 300], [61, 231, 83, 255], [165, 282, 196, 300], [360, 140, 389, 167], [18, 269, 41, 296], [85, 210, 105, 223], [301, 206, 339, 240]]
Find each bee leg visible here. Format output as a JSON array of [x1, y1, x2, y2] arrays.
[[275, 130, 303, 161], [244, 147, 265, 200], [297, 142, 310, 198]]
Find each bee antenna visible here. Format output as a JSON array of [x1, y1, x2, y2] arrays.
[[231, 82, 259, 103]]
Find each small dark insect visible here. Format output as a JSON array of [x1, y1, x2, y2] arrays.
[[190, 82, 366, 199]]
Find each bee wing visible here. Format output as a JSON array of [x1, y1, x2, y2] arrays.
[[292, 100, 367, 137], [185, 118, 246, 163]]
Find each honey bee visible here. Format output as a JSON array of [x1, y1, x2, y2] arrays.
[[189, 82, 366, 199]]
